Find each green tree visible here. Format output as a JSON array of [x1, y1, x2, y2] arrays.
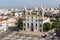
[[17, 18, 23, 30], [43, 23, 51, 32], [51, 21, 58, 29]]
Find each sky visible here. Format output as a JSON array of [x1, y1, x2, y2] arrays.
[[0, 0, 60, 8]]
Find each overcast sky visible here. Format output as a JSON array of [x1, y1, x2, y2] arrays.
[[0, 0, 60, 8]]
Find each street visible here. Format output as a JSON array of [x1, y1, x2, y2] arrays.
[[0, 31, 47, 40], [0, 30, 58, 40]]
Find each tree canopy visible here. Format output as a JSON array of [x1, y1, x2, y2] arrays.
[[51, 21, 58, 29], [17, 18, 23, 30], [43, 23, 51, 32]]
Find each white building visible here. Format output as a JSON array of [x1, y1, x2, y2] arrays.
[[23, 7, 50, 32], [15, 11, 23, 18], [7, 17, 17, 27], [0, 17, 7, 31]]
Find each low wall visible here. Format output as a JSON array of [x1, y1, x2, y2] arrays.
[[8, 26, 19, 31]]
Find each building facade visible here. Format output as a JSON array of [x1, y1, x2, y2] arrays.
[[0, 16, 7, 31], [23, 7, 50, 32]]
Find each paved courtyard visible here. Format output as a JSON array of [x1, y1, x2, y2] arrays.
[[0, 31, 47, 40]]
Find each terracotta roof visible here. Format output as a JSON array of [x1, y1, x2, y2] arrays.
[[0, 18, 6, 21], [0, 24, 2, 26]]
